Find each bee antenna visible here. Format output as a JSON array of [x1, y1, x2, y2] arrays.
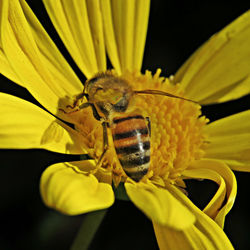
[[134, 90, 198, 104]]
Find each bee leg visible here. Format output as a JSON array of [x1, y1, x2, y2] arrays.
[[60, 102, 103, 120], [79, 102, 102, 121], [59, 93, 89, 114], [146, 117, 151, 136], [89, 122, 109, 175], [59, 103, 86, 115], [66, 93, 88, 109]]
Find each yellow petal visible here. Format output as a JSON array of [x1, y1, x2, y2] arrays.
[[132, 0, 150, 71], [204, 110, 250, 171], [153, 222, 214, 250], [0, 0, 83, 118], [183, 159, 236, 228], [99, 0, 121, 74], [100, 0, 150, 73], [164, 184, 234, 250], [183, 169, 226, 223], [43, 0, 106, 78], [86, 0, 106, 72], [0, 1, 23, 87], [125, 182, 195, 229], [0, 93, 87, 154], [175, 10, 250, 104], [0, 50, 24, 87], [40, 161, 114, 215]]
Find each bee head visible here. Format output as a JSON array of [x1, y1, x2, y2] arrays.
[[85, 73, 133, 114]]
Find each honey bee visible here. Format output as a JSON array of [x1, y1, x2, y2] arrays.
[[65, 72, 196, 182]]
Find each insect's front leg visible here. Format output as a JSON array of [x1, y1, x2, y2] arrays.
[[98, 121, 109, 165], [59, 93, 89, 114], [60, 101, 102, 120], [79, 102, 103, 121], [67, 93, 88, 109], [89, 121, 109, 174]]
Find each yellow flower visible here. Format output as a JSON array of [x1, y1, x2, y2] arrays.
[[0, 0, 250, 249]]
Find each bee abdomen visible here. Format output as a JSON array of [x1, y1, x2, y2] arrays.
[[115, 141, 150, 154], [112, 115, 150, 181]]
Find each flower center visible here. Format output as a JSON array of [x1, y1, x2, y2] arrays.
[[68, 70, 208, 186]]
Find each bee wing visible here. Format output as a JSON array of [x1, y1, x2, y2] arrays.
[[134, 89, 197, 103], [175, 10, 250, 105]]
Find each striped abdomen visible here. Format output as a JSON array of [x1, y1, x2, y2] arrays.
[[112, 115, 150, 181]]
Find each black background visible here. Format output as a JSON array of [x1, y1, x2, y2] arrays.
[[0, 1, 250, 250]]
